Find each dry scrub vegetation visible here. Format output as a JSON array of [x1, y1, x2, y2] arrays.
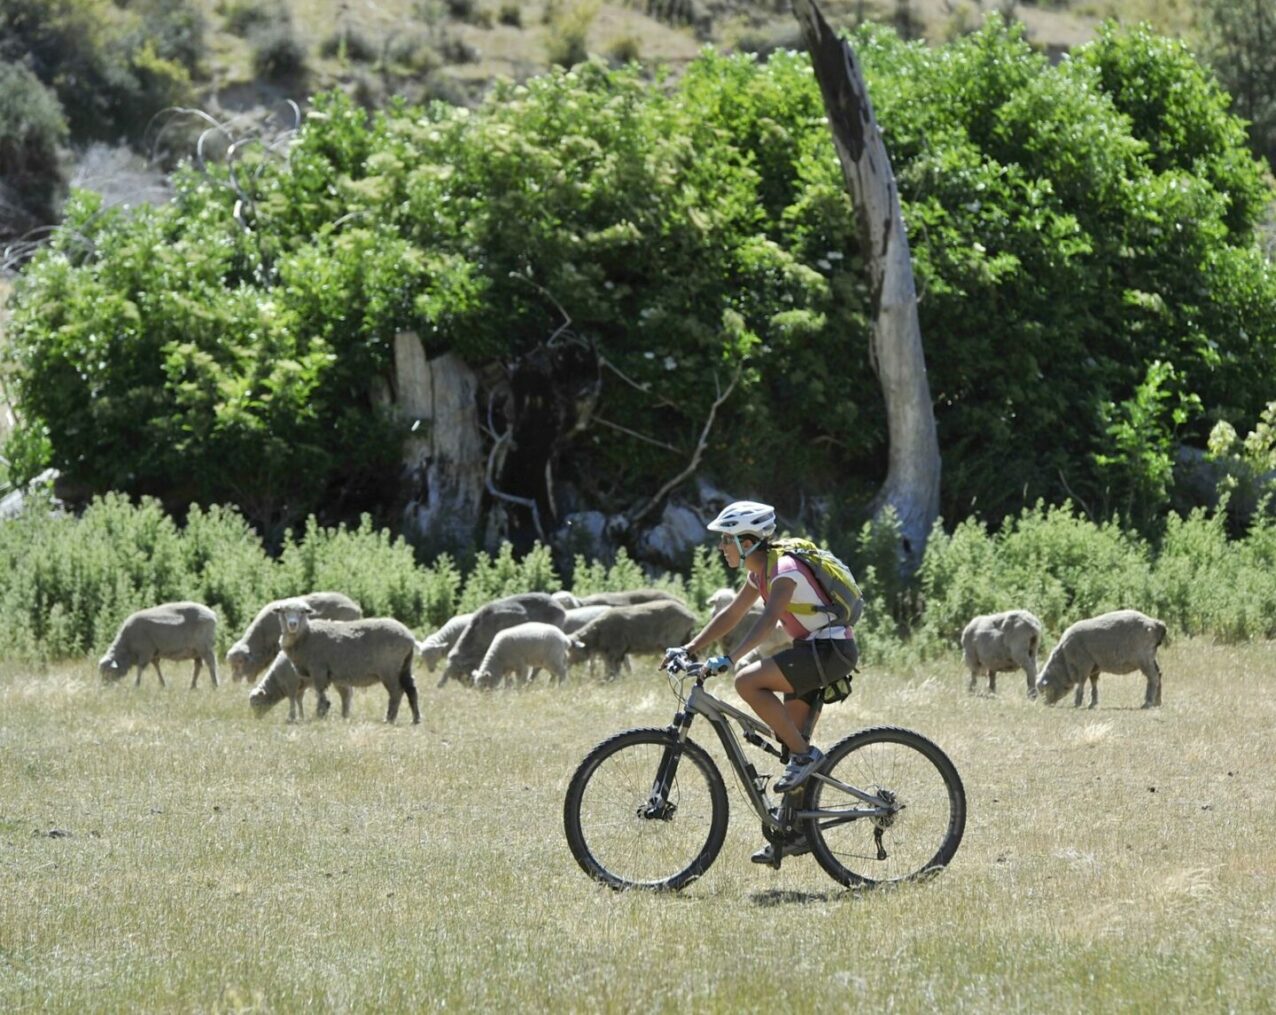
[[2, 638, 1274, 1010]]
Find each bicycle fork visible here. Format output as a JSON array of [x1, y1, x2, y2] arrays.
[[638, 711, 697, 821]]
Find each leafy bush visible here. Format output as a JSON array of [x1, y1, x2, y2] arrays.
[[5, 22, 1273, 550], [250, 23, 309, 80], [0, 63, 67, 233], [0, 0, 201, 144]]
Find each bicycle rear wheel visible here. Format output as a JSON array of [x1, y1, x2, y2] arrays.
[[804, 725, 965, 887], [563, 727, 728, 891]]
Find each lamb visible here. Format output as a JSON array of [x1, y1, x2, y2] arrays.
[[99, 601, 219, 688], [471, 621, 585, 689], [1035, 609, 1168, 709], [247, 650, 353, 722], [416, 611, 475, 687], [960, 609, 1043, 697], [571, 599, 699, 680], [442, 593, 568, 685], [706, 586, 792, 666], [275, 599, 421, 724], [227, 592, 362, 683]]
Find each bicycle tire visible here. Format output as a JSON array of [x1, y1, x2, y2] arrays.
[[804, 725, 966, 888], [563, 727, 729, 891]]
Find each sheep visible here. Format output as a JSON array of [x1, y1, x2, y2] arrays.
[[960, 609, 1043, 697], [471, 621, 584, 689], [1035, 609, 1168, 709], [552, 590, 583, 610], [578, 588, 681, 608], [570, 599, 699, 680], [99, 601, 219, 689], [442, 593, 568, 685], [706, 586, 792, 667], [416, 611, 475, 687], [227, 592, 362, 683], [247, 650, 353, 722], [275, 599, 421, 724]]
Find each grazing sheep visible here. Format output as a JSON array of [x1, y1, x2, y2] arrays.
[[227, 592, 362, 683], [571, 599, 699, 680], [443, 593, 568, 685], [471, 622, 584, 689], [706, 586, 792, 667], [578, 588, 681, 608], [1036, 609, 1168, 709], [960, 609, 1043, 697], [275, 599, 421, 724], [247, 650, 353, 722], [99, 602, 219, 689], [416, 611, 475, 687]]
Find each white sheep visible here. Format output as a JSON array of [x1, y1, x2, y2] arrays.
[[1036, 609, 1168, 709], [552, 590, 583, 609], [247, 650, 353, 722], [443, 593, 568, 685], [275, 599, 421, 724], [416, 611, 475, 687], [471, 621, 584, 689], [706, 586, 793, 668], [99, 601, 219, 688], [227, 592, 362, 683], [960, 609, 1043, 697], [571, 599, 698, 680]]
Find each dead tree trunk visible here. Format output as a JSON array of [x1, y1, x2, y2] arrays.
[[791, 0, 941, 570]]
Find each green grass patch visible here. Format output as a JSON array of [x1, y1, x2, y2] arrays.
[[2, 639, 1274, 1009]]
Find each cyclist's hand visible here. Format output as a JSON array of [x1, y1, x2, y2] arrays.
[[661, 647, 690, 672], [704, 654, 733, 676]]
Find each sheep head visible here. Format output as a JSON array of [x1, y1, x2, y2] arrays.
[[274, 599, 315, 647]]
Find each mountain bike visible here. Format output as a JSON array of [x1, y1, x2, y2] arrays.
[[563, 655, 966, 891]]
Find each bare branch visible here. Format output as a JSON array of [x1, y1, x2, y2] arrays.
[[482, 388, 547, 543], [591, 416, 681, 452], [628, 358, 745, 526]]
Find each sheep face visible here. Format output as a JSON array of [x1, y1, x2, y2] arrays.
[[1034, 658, 1073, 705], [275, 600, 315, 643], [227, 642, 252, 680], [99, 650, 129, 682]]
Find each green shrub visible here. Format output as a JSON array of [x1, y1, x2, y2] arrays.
[[218, 0, 279, 37], [320, 27, 379, 63], [0, 63, 67, 231], [250, 24, 309, 80], [498, 3, 521, 27]]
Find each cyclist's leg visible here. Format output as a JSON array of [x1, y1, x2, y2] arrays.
[[734, 658, 808, 754]]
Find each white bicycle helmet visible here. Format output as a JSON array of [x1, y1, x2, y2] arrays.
[[707, 500, 777, 541]]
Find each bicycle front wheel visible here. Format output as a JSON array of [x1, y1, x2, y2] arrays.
[[805, 725, 966, 888], [563, 727, 728, 891]]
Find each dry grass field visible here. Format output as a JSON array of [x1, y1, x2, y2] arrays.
[[2, 637, 1274, 1012]]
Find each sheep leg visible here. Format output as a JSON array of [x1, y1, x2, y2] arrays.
[[988, 671, 997, 694], [153, 660, 167, 688], [312, 674, 332, 718], [402, 672, 421, 724], [190, 657, 202, 690], [1142, 659, 1162, 708], [1088, 676, 1099, 709], [205, 651, 219, 688], [339, 685, 354, 718], [385, 681, 402, 722], [1072, 679, 1084, 708], [966, 669, 977, 694]]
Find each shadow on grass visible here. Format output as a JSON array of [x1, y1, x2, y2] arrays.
[[750, 887, 844, 906]]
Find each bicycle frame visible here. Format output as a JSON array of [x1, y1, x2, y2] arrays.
[[660, 676, 895, 836]]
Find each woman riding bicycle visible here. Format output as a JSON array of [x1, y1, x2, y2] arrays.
[[672, 500, 859, 864]]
